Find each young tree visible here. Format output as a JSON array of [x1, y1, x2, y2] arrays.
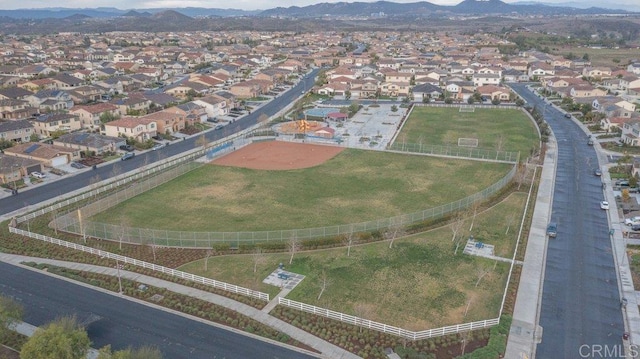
[[0, 295, 23, 342], [342, 225, 355, 257], [469, 201, 482, 232], [21, 316, 91, 359], [475, 266, 491, 287], [450, 211, 465, 242], [385, 218, 404, 249], [317, 270, 331, 300], [287, 234, 301, 264], [97, 345, 163, 359], [505, 213, 516, 235], [251, 247, 266, 273], [110, 163, 122, 179], [258, 113, 269, 124], [353, 303, 373, 333], [203, 249, 215, 272], [195, 134, 207, 151]]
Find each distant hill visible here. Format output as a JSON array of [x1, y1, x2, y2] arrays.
[[259, 0, 632, 17], [151, 10, 193, 22], [0, 7, 260, 20]]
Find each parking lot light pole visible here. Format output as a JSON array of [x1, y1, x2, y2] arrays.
[[116, 260, 123, 294]]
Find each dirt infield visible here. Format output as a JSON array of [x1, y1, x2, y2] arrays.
[[211, 141, 344, 170]]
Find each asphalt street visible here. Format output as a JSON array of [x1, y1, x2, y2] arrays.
[[0, 261, 314, 359], [0, 68, 319, 217], [511, 83, 624, 358]]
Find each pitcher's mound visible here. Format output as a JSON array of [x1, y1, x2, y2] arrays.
[[211, 141, 344, 170]]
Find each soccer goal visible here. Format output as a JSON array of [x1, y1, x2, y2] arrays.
[[459, 105, 475, 113], [458, 138, 479, 147]]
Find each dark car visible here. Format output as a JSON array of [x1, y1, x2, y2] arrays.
[[546, 222, 557, 238], [70, 162, 85, 169], [121, 152, 135, 161], [564, 113, 572, 118], [214, 124, 224, 130], [120, 144, 134, 152]]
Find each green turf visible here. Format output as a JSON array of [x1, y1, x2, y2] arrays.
[[178, 192, 526, 329], [90, 149, 511, 232], [399, 107, 539, 157]]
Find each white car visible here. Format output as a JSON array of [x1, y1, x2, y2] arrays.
[[625, 216, 640, 226], [31, 171, 46, 179], [600, 201, 609, 210]]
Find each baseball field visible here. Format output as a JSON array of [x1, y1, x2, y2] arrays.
[[90, 142, 512, 232]]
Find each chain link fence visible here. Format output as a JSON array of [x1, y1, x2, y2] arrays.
[[56, 162, 517, 248], [388, 142, 519, 163]]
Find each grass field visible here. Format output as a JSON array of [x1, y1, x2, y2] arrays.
[[178, 192, 526, 330], [553, 47, 639, 68], [399, 107, 538, 157], [91, 149, 511, 232]]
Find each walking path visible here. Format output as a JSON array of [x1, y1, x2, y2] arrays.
[[504, 136, 556, 359], [0, 254, 360, 359]]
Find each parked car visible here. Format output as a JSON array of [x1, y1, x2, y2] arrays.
[[151, 135, 163, 141], [214, 124, 224, 130], [120, 144, 134, 152], [564, 113, 572, 118], [546, 222, 557, 238], [624, 216, 640, 226], [31, 171, 46, 179], [600, 201, 610, 210], [151, 143, 163, 151], [70, 162, 85, 169], [631, 224, 640, 231], [594, 169, 602, 176], [121, 152, 135, 161]]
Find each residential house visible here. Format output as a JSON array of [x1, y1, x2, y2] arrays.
[[412, 83, 443, 102], [592, 97, 636, 118], [30, 113, 82, 138], [67, 85, 105, 104], [51, 73, 85, 89], [103, 116, 157, 142], [0, 154, 43, 186], [0, 87, 33, 101], [193, 95, 228, 119], [26, 90, 74, 112], [229, 81, 262, 99], [628, 63, 640, 76], [4, 142, 79, 167], [600, 117, 630, 133], [570, 84, 606, 98], [110, 97, 152, 116], [582, 67, 612, 79], [14, 64, 55, 78], [141, 109, 185, 135], [502, 69, 529, 82], [621, 121, 640, 146], [163, 81, 209, 98], [472, 73, 501, 88], [17, 78, 57, 92], [475, 85, 512, 102], [176, 102, 207, 125], [53, 132, 125, 156], [0, 99, 35, 119], [379, 82, 410, 97], [69, 103, 120, 130], [0, 119, 34, 143]]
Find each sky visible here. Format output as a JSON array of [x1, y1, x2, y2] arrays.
[[0, 0, 636, 11]]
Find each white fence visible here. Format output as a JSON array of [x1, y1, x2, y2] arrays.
[[278, 297, 499, 340], [8, 227, 270, 302]]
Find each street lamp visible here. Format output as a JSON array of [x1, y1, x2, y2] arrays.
[[116, 260, 123, 294]]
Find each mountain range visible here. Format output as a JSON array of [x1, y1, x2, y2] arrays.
[[0, 0, 635, 20]]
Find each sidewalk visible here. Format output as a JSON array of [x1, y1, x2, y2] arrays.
[[504, 137, 557, 359], [0, 254, 360, 359]]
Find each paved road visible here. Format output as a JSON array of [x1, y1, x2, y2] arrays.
[[511, 84, 624, 358], [0, 261, 315, 359], [0, 68, 319, 217]]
